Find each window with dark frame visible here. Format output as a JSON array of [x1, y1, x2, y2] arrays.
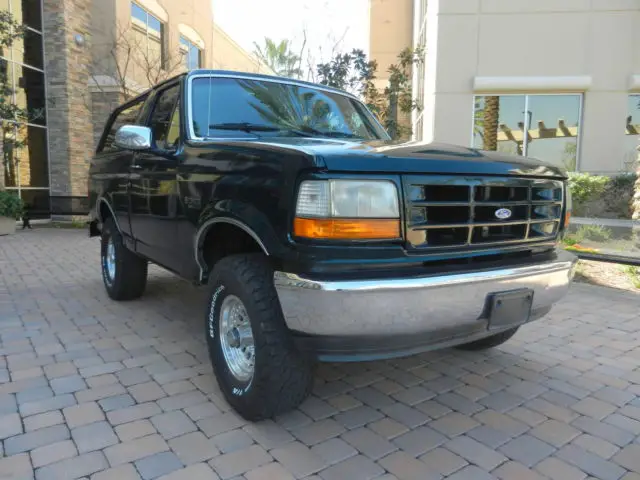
[[180, 35, 201, 70], [131, 1, 167, 69]]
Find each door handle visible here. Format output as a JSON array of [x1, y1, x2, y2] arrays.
[[130, 164, 143, 170]]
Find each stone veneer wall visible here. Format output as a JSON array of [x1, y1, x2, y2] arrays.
[[43, 0, 93, 218], [90, 90, 123, 150]]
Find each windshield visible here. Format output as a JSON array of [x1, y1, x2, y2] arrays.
[[190, 77, 389, 141]]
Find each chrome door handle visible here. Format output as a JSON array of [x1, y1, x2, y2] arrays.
[[130, 164, 142, 170]]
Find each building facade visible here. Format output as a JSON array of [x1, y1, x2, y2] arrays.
[[1, 0, 270, 219], [370, 0, 640, 174]]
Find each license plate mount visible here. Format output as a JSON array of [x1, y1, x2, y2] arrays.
[[486, 289, 534, 330]]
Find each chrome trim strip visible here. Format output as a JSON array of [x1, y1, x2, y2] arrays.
[[96, 198, 122, 234], [274, 254, 576, 293], [194, 217, 269, 278]]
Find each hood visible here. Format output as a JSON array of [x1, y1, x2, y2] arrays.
[[244, 137, 568, 178]]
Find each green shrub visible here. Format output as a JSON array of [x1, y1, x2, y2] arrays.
[[562, 235, 580, 246], [568, 173, 610, 214], [568, 172, 637, 219], [575, 224, 612, 243], [0, 190, 23, 219]]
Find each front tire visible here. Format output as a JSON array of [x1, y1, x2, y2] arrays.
[[100, 217, 148, 301], [455, 327, 519, 351], [205, 254, 313, 421]]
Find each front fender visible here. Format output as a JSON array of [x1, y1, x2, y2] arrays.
[[194, 200, 287, 280]]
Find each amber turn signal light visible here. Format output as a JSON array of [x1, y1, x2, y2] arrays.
[[564, 211, 571, 227], [294, 217, 400, 240]]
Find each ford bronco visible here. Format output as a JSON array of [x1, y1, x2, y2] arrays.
[[88, 70, 577, 420]]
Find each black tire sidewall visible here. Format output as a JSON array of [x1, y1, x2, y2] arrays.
[[205, 268, 262, 407]]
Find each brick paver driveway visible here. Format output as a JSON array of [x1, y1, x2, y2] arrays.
[[1, 229, 639, 480]]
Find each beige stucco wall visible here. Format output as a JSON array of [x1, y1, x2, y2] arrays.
[[371, 0, 640, 173], [426, 0, 640, 173], [211, 24, 274, 74], [369, 0, 413, 89], [369, 0, 414, 135]]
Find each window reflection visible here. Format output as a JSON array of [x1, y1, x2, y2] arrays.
[[527, 95, 581, 171], [473, 94, 582, 170], [180, 36, 201, 70], [2, 122, 48, 188], [12, 29, 44, 69], [14, 65, 46, 125], [11, 0, 42, 32], [473, 95, 525, 155], [131, 2, 166, 69], [1, 0, 49, 217], [191, 77, 387, 140], [625, 95, 639, 171]]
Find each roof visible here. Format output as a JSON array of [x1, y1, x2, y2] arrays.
[[185, 69, 356, 99]]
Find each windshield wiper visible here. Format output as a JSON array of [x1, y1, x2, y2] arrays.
[[208, 123, 363, 140], [316, 131, 363, 139], [209, 122, 280, 132]]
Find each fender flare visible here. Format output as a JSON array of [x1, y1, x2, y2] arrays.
[[194, 217, 270, 280], [96, 197, 123, 234]]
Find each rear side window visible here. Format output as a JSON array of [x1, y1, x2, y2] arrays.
[[99, 97, 146, 153]]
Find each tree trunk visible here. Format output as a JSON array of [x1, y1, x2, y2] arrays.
[[483, 96, 500, 151]]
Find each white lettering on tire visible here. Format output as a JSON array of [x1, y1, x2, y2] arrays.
[[232, 386, 250, 396], [208, 285, 225, 339]]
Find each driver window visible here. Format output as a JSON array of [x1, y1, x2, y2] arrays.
[[150, 84, 181, 150]]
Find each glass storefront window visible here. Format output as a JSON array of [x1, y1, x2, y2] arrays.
[[12, 29, 44, 69], [473, 94, 582, 171], [2, 122, 48, 188], [625, 95, 639, 171], [14, 65, 46, 125], [11, 0, 43, 32], [1, 0, 49, 217]]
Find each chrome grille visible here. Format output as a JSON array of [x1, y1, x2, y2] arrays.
[[404, 176, 564, 250]]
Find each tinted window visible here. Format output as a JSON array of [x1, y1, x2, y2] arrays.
[[180, 36, 201, 70], [150, 85, 180, 150], [100, 98, 146, 153], [191, 77, 387, 140]]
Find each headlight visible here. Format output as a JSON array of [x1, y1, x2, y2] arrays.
[[294, 180, 401, 240]]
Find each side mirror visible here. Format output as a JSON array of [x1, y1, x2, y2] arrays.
[[115, 125, 152, 151]]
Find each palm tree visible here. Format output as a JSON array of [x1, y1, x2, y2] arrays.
[[253, 38, 302, 78], [237, 80, 332, 131], [482, 96, 500, 151]]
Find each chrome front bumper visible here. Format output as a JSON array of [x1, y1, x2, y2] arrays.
[[274, 251, 578, 361]]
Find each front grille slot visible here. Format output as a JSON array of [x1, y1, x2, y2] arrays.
[[404, 176, 563, 250]]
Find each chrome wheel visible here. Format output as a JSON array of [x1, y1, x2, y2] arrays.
[[219, 295, 255, 382], [104, 238, 116, 282]]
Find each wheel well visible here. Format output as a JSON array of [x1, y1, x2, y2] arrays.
[[201, 223, 265, 274], [99, 201, 112, 223]]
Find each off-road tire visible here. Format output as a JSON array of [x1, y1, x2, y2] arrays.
[[455, 327, 519, 351], [100, 217, 148, 301], [205, 253, 313, 421]]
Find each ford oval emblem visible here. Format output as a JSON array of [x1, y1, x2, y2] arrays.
[[495, 208, 512, 220]]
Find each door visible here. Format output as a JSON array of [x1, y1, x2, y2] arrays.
[[93, 96, 148, 241], [129, 82, 183, 272]]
